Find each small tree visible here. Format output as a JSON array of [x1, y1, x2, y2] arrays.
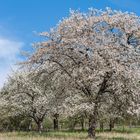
[[1, 71, 53, 133]]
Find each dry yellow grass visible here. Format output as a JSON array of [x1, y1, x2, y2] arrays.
[[0, 131, 140, 140]]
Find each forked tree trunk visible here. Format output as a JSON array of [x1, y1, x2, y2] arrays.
[[87, 72, 111, 138]]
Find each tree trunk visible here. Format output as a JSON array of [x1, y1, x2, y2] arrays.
[[129, 120, 132, 128], [87, 72, 111, 138], [109, 119, 114, 132], [37, 121, 43, 133], [71, 119, 77, 131], [88, 115, 97, 138], [81, 117, 85, 130], [53, 114, 59, 130], [89, 116, 92, 128], [88, 116, 96, 138], [100, 121, 104, 132], [28, 119, 32, 131], [80, 115, 85, 130], [28, 122, 32, 131]]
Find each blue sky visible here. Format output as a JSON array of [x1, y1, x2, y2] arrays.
[[0, 0, 140, 87]]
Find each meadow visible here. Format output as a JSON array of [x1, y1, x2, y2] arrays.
[[0, 127, 140, 140]]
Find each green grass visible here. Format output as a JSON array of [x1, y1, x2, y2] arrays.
[[115, 126, 140, 133], [0, 127, 140, 140]]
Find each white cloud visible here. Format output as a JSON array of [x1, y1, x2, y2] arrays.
[[0, 37, 24, 88]]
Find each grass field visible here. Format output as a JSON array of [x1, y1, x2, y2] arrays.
[[0, 128, 140, 140]]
